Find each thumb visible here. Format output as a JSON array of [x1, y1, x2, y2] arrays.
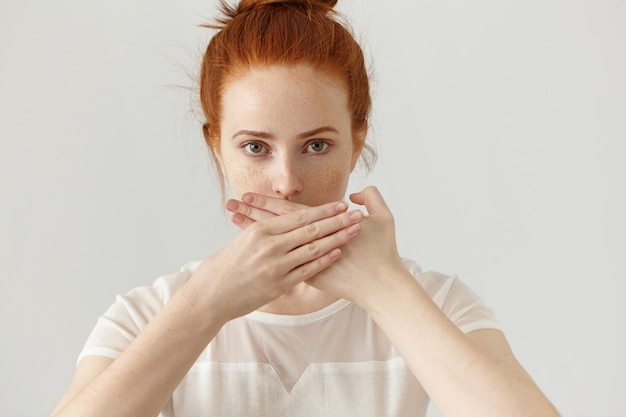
[[349, 186, 390, 216]]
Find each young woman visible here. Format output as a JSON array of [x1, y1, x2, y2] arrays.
[[51, 1, 560, 416]]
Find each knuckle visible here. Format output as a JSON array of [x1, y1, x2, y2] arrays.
[[299, 257, 324, 279], [263, 257, 287, 284], [306, 242, 321, 257], [253, 194, 266, 208], [337, 213, 349, 228], [241, 204, 252, 217], [293, 263, 311, 280], [293, 212, 308, 227], [282, 204, 299, 214], [248, 221, 267, 237], [258, 262, 273, 278], [305, 222, 319, 238]]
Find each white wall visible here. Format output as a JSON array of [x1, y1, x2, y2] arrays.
[[1, 0, 624, 416]]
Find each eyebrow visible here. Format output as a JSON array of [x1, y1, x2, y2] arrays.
[[232, 126, 339, 140]]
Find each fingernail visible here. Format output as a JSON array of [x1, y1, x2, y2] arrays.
[[226, 200, 239, 211], [349, 210, 363, 221], [232, 213, 245, 224], [242, 194, 254, 204], [328, 248, 341, 259], [335, 202, 348, 212], [347, 223, 360, 235]]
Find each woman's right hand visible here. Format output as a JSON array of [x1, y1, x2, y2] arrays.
[[190, 200, 364, 322]]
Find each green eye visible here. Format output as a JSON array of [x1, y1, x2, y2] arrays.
[[243, 142, 267, 154], [307, 141, 329, 153]]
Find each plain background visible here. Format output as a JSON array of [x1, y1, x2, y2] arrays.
[[1, 0, 625, 416]]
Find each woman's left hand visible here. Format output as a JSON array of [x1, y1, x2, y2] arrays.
[[226, 186, 414, 309]]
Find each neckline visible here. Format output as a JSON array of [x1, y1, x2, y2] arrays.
[[244, 298, 352, 326]]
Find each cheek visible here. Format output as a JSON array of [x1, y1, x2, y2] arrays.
[[220, 149, 353, 203], [303, 161, 352, 202], [223, 161, 269, 199]]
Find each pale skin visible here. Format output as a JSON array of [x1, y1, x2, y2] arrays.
[[51, 65, 560, 417]]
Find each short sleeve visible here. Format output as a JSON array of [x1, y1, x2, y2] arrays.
[[401, 258, 501, 334], [76, 262, 199, 365]]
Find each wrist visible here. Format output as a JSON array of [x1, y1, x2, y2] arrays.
[[179, 265, 231, 332], [359, 264, 424, 317]]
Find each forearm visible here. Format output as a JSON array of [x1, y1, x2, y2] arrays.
[[364, 269, 560, 417], [52, 280, 226, 417], [52, 201, 363, 417]]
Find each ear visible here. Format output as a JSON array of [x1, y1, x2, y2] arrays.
[[350, 122, 368, 172]]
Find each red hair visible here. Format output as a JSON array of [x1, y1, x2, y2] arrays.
[[200, 0, 374, 181]]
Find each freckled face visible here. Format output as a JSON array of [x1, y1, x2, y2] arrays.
[[216, 65, 360, 206]]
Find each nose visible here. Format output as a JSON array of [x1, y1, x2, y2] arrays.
[[272, 156, 303, 199]]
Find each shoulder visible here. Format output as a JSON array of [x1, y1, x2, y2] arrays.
[[400, 257, 501, 333], [120, 260, 201, 307], [77, 261, 202, 363], [400, 257, 466, 303], [100, 260, 203, 334]]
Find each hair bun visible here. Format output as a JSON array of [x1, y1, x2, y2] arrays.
[[235, 0, 337, 15], [313, 0, 337, 7], [211, 0, 338, 28]]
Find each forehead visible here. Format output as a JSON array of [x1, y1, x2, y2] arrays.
[[224, 64, 347, 96], [220, 65, 350, 130]]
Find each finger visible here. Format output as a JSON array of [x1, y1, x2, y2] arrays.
[[349, 186, 391, 215], [226, 199, 275, 223], [284, 218, 361, 269], [242, 192, 309, 215], [262, 200, 349, 235], [282, 209, 364, 252], [230, 212, 256, 229], [282, 247, 342, 288]]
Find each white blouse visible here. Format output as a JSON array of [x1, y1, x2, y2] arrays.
[[79, 258, 500, 417]]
